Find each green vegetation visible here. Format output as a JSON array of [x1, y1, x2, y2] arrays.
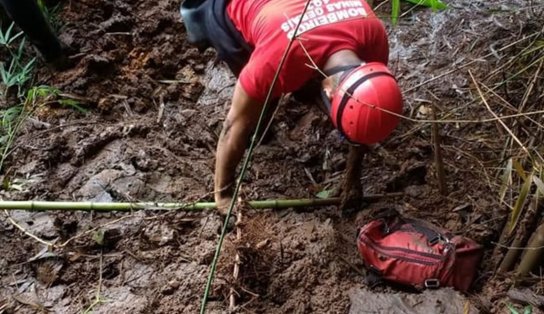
[[0, 22, 83, 174], [390, 0, 447, 25]]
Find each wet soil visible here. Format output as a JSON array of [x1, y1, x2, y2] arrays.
[[1, 0, 543, 313]]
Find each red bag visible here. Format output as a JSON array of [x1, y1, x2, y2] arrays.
[[356, 212, 483, 292]]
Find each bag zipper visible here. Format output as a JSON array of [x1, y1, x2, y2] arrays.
[[359, 236, 444, 265]]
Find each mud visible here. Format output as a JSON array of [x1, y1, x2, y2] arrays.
[[1, 0, 543, 313]]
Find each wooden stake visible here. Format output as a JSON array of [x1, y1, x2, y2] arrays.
[[229, 209, 242, 312], [431, 105, 447, 195]]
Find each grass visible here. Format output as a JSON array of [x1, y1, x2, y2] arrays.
[[387, 0, 447, 25], [0, 22, 85, 175]]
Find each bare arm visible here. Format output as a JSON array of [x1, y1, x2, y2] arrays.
[[214, 81, 263, 213]]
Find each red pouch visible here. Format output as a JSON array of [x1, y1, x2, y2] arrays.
[[356, 212, 483, 292]]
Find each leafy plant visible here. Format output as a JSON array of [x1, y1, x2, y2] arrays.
[[26, 85, 88, 113], [37, 0, 63, 32], [507, 303, 532, 314], [0, 56, 36, 93], [390, 0, 448, 25], [0, 22, 24, 46]]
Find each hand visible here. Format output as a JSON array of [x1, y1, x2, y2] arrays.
[[339, 184, 366, 215], [338, 144, 369, 215], [215, 193, 233, 216]]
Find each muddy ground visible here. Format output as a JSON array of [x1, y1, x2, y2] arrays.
[[0, 0, 543, 313]]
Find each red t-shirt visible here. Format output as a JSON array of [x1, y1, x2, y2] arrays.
[[226, 0, 389, 102]]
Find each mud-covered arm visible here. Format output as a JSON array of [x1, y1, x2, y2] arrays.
[[214, 81, 263, 211]]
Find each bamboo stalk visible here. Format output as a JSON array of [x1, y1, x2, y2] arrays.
[[515, 221, 544, 278], [0, 193, 403, 212], [498, 197, 539, 272]]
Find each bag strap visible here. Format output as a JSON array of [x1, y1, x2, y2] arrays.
[[403, 218, 446, 245], [364, 266, 384, 288], [372, 208, 448, 245]]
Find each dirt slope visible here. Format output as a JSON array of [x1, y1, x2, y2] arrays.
[[0, 0, 542, 313]]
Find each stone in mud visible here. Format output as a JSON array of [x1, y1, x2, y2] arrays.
[[349, 288, 479, 314], [196, 62, 235, 107], [77, 169, 123, 199], [143, 224, 175, 246], [198, 216, 222, 240], [9, 211, 57, 239], [91, 287, 148, 314]]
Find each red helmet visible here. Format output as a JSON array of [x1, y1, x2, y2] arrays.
[[327, 62, 403, 145]]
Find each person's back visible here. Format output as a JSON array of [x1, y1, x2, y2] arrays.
[[227, 0, 389, 101]]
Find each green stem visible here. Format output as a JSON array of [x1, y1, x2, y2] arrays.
[[0, 193, 402, 212]]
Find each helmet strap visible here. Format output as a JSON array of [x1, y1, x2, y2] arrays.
[[320, 89, 332, 113], [323, 64, 360, 76], [335, 71, 395, 143], [321, 64, 360, 115]]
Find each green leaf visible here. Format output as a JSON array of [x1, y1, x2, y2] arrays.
[[316, 189, 332, 199], [499, 158, 513, 203], [58, 98, 88, 113], [93, 229, 105, 246], [507, 303, 520, 314], [524, 305, 532, 314], [533, 175, 544, 197], [509, 173, 533, 234], [513, 159, 527, 181], [404, 0, 447, 10]]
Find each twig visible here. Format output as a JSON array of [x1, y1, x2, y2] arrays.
[[492, 242, 544, 251], [481, 84, 544, 129], [156, 95, 165, 124], [58, 214, 135, 248], [406, 32, 540, 93], [337, 255, 365, 277], [469, 71, 531, 157], [3, 210, 54, 247], [82, 249, 105, 313], [518, 59, 543, 113], [255, 95, 285, 148], [229, 209, 243, 312]]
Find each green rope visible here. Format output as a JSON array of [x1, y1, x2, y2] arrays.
[[199, 1, 314, 312]]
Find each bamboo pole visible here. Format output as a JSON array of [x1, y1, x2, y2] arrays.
[[515, 221, 544, 278], [497, 197, 539, 272], [0, 193, 403, 212]]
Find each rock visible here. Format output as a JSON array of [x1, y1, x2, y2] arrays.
[[143, 224, 175, 246], [10, 211, 57, 239], [196, 62, 235, 107], [199, 216, 221, 240], [349, 287, 479, 314], [77, 169, 123, 199], [93, 287, 148, 314], [43, 285, 67, 307]]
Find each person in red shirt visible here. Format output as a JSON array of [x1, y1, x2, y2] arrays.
[[181, 0, 403, 215]]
